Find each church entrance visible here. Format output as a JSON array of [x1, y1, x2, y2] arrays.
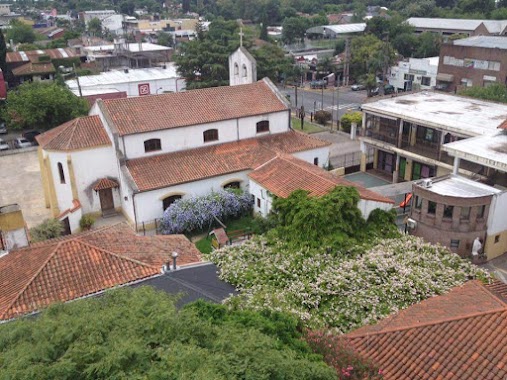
[[99, 188, 115, 216]]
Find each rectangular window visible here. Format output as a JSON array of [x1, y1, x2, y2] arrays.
[[203, 129, 219, 143], [421, 76, 431, 86], [428, 201, 436, 215], [443, 205, 454, 219], [460, 206, 470, 220], [450, 239, 460, 249], [495, 235, 500, 244], [478, 205, 486, 218], [313, 157, 319, 166], [256, 198, 261, 208], [256, 120, 270, 133], [414, 195, 422, 210], [144, 138, 161, 152]]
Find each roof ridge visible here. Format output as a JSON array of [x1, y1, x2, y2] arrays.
[[349, 306, 507, 339], [63, 116, 81, 150], [0, 242, 61, 320], [279, 155, 340, 187], [77, 240, 161, 271], [42, 118, 76, 149]]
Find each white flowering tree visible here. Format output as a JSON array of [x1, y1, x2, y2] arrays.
[[210, 236, 489, 332]]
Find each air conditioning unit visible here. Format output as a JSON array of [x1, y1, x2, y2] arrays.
[[421, 178, 433, 188], [406, 218, 417, 229]]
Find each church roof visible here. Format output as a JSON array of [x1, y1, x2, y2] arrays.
[[98, 79, 288, 136], [0, 223, 202, 320], [36, 115, 111, 151], [126, 131, 331, 192], [249, 155, 394, 203]]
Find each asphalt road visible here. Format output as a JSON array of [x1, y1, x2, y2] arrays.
[[279, 85, 367, 122]]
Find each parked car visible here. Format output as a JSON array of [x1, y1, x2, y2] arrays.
[[310, 80, 327, 89], [14, 137, 32, 149], [0, 123, 6, 134], [22, 130, 41, 145], [369, 87, 380, 96], [0, 138, 9, 151], [351, 84, 366, 91], [384, 84, 396, 95]]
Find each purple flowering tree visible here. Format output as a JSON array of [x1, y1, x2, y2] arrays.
[[160, 189, 253, 234]]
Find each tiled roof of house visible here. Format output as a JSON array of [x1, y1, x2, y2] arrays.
[[345, 280, 507, 379], [99, 79, 289, 136], [126, 131, 331, 192], [249, 155, 394, 203], [12, 62, 56, 77], [0, 223, 202, 320], [93, 178, 119, 191], [36, 115, 111, 151]]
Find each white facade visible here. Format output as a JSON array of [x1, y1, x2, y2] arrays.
[[488, 192, 507, 236], [389, 57, 439, 91], [101, 14, 125, 36], [292, 147, 330, 168], [82, 10, 117, 25], [229, 47, 257, 86], [116, 111, 289, 159]]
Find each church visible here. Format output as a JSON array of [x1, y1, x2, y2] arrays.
[[36, 47, 393, 234]]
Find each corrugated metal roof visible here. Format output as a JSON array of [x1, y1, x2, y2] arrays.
[[407, 17, 484, 31], [417, 175, 501, 197], [307, 23, 366, 35], [453, 35, 507, 49]]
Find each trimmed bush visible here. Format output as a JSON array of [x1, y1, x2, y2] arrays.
[[79, 215, 95, 231], [340, 112, 362, 133], [160, 189, 253, 234], [30, 218, 63, 242], [314, 110, 332, 125]]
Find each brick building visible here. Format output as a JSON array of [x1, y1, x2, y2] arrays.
[[437, 36, 507, 91]]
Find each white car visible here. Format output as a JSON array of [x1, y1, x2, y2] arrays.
[[0, 138, 9, 151], [14, 137, 32, 149]]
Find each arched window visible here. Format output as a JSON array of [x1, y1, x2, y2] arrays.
[[234, 63, 239, 75], [57, 162, 65, 184], [242, 64, 247, 77], [144, 138, 161, 152], [203, 129, 219, 143], [162, 195, 182, 211], [256, 120, 270, 133], [223, 181, 240, 189]]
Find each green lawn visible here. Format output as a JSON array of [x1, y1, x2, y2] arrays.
[[195, 215, 256, 254], [291, 117, 325, 134]]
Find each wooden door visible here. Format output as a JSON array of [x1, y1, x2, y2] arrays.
[[62, 217, 71, 235], [99, 189, 114, 213]]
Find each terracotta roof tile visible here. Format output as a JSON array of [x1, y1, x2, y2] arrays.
[[12, 62, 56, 76], [249, 154, 394, 203], [100, 79, 289, 136], [344, 280, 507, 379], [93, 178, 119, 191], [0, 223, 202, 320], [36, 115, 111, 151], [126, 130, 330, 192]]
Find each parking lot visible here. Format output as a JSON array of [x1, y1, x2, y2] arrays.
[[0, 149, 51, 228]]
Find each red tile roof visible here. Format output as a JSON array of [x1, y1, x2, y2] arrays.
[[249, 154, 394, 203], [36, 115, 111, 151], [93, 178, 119, 191], [126, 131, 330, 192], [499, 119, 507, 130], [344, 280, 507, 379], [0, 223, 202, 320], [99, 79, 289, 136], [12, 62, 56, 76]]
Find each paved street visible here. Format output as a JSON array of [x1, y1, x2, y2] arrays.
[[0, 150, 51, 228], [279, 85, 367, 122]]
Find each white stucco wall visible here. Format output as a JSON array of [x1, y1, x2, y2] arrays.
[[2, 228, 29, 250], [488, 191, 507, 235], [46, 151, 75, 213], [120, 110, 289, 159], [71, 147, 121, 214], [133, 171, 251, 225], [292, 147, 330, 168], [357, 199, 393, 219], [229, 48, 257, 86], [249, 179, 272, 217]]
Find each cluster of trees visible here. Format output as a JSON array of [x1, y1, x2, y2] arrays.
[[459, 83, 507, 103], [175, 19, 297, 89]]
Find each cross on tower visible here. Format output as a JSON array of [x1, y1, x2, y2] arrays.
[[239, 27, 244, 47]]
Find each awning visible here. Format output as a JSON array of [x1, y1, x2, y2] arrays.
[[93, 178, 119, 191], [436, 73, 454, 82]]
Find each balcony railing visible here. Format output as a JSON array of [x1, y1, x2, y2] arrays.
[[365, 129, 398, 146]]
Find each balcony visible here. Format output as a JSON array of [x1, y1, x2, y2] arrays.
[[400, 139, 441, 160], [365, 129, 398, 146]]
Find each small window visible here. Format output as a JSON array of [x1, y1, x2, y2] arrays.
[[256, 120, 270, 133], [450, 239, 460, 249], [421, 76, 431, 86], [428, 201, 436, 215], [203, 129, 219, 143], [234, 63, 239, 75], [478, 205, 486, 218], [224, 181, 240, 189], [242, 64, 247, 77], [495, 235, 500, 244], [57, 162, 65, 184], [162, 195, 182, 211], [313, 157, 319, 166], [256, 198, 261, 208], [443, 205, 454, 219], [414, 195, 422, 210], [144, 138, 161, 152], [460, 206, 470, 220]]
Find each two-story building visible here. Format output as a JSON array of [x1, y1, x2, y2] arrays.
[[359, 91, 507, 184]]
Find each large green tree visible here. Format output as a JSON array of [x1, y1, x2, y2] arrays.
[[4, 82, 89, 130], [282, 16, 309, 44], [0, 287, 337, 380], [6, 20, 36, 44]]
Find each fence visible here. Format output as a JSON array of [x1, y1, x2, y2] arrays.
[[330, 148, 374, 169]]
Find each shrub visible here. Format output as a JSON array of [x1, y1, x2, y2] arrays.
[[314, 110, 332, 125], [30, 218, 63, 242], [79, 215, 95, 230], [160, 189, 253, 234], [340, 112, 362, 133]]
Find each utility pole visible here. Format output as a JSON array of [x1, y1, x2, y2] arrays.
[[295, 85, 298, 108], [321, 86, 324, 110], [336, 86, 340, 130], [73, 63, 82, 97]]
